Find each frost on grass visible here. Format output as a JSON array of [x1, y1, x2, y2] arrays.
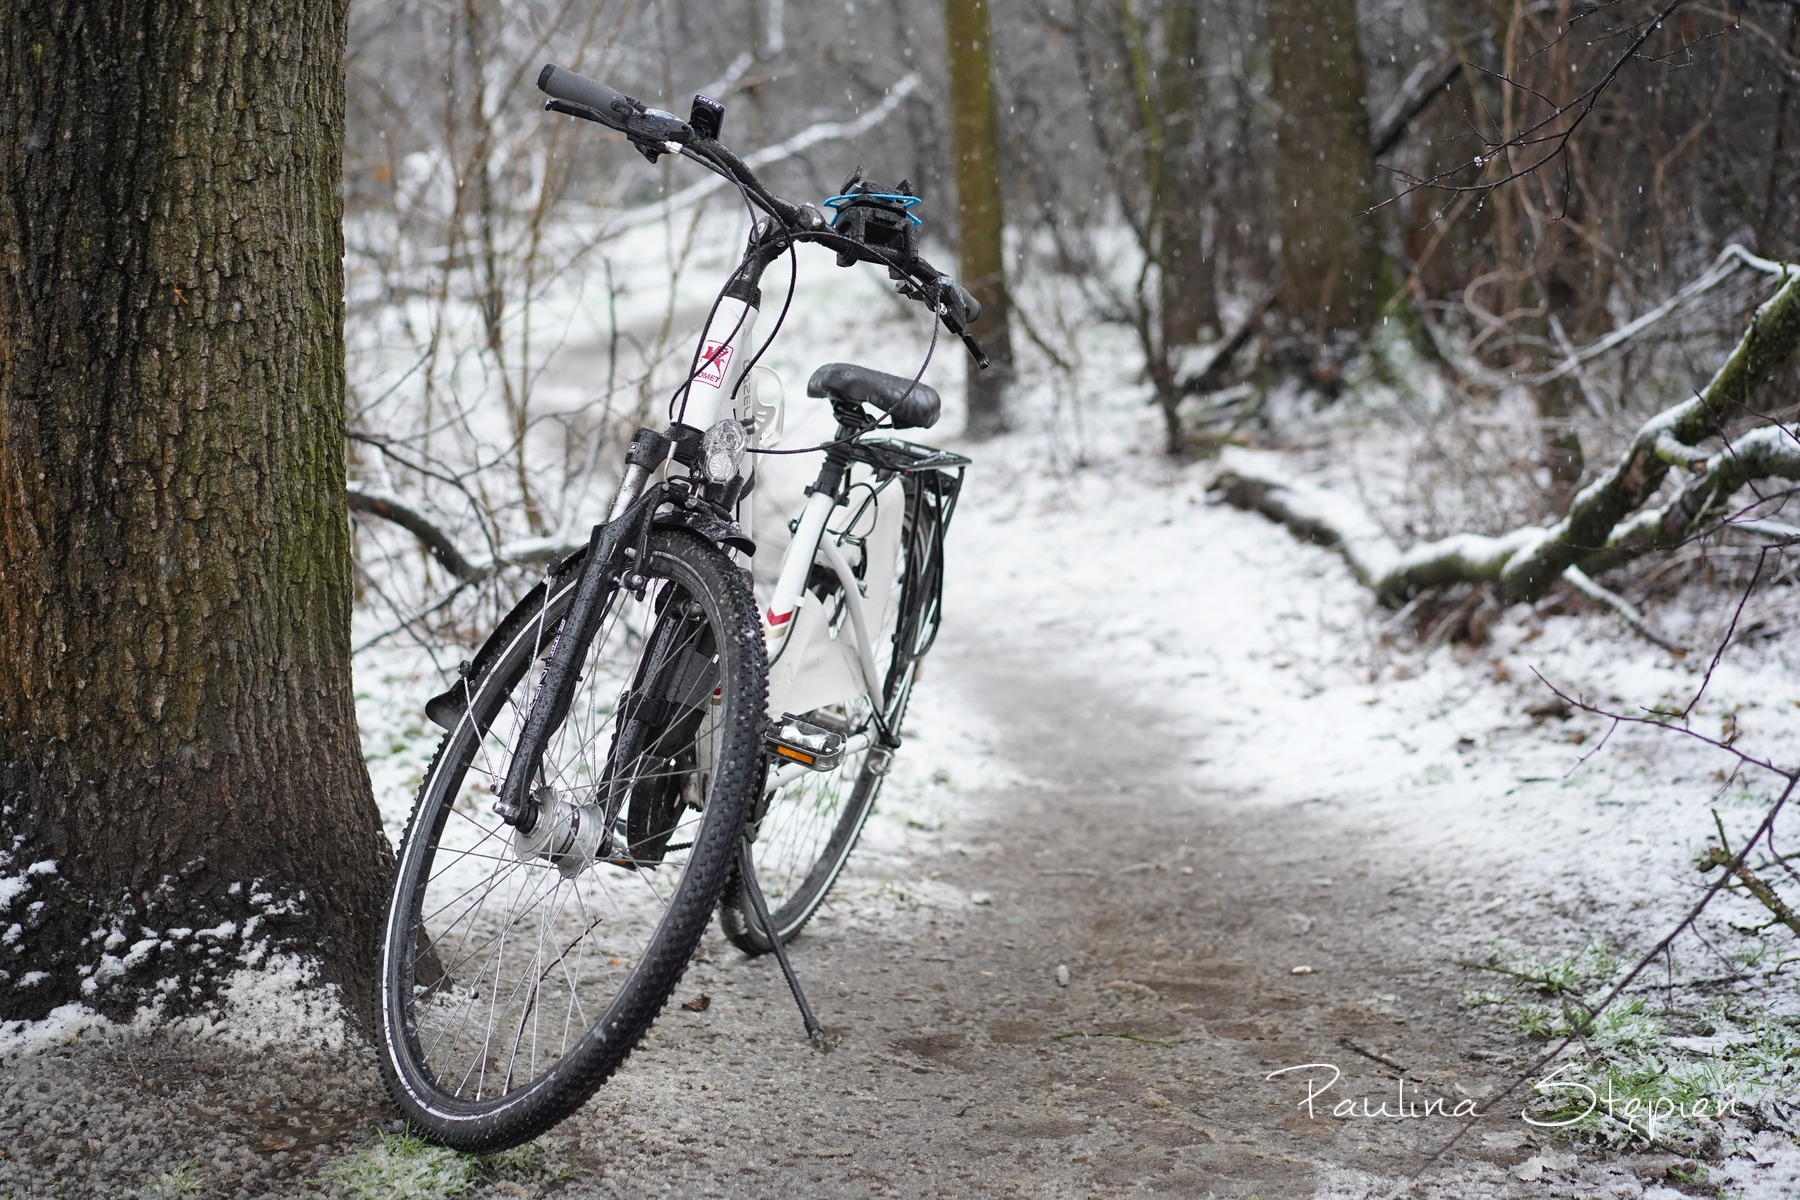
[[319, 1130, 576, 1199], [325, 1132, 476, 1200], [1463, 939, 1800, 1156]]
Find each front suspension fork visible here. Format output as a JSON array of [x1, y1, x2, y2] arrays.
[[492, 460, 656, 831]]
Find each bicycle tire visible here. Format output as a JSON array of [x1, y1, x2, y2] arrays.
[[376, 529, 764, 1152], [720, 476, 943, 954]]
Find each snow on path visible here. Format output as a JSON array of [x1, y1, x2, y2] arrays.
[[949, 427, 1800, 965]]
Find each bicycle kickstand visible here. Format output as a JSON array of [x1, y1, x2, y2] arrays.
[[737, 835, 827, 1045]]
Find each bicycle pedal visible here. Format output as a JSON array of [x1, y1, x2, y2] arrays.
[[765, 714, 846, 771]]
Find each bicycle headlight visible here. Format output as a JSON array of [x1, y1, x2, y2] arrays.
[[701, 417, 749, 484]]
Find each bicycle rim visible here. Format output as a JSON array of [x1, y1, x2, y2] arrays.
[[378, 530, 763, 1151]]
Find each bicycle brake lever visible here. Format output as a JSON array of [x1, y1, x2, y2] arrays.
[[957, 329, 990, 369]]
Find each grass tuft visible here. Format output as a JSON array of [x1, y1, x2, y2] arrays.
[[323, 1131, 477, 1200], [1460, 938, 1800, 1154]]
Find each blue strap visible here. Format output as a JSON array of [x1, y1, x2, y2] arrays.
[[821, 192, 924, 227]]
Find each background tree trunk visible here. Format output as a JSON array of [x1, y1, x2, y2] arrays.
[[944, 0, 1016, 437], [1268, 0, 1382, 342], [0, 0, 391, 1028], [1157, 0, 1217, 351]]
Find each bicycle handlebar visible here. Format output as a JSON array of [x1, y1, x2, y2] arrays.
[[537, 64, 634, 128], [535, 61, 989, 366]]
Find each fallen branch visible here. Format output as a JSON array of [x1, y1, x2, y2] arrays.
[[1215, 261, 1800, 612], [1177, 286, 1278, 397], [346, 485, 585, 583], [1560, 566, 1686, 654], [1524, 244, 1791, 387]]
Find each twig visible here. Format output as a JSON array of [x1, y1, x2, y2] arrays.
[[1680, 546, 1769, 717], [1560, 566, 1686, 654], [1698, 813, 1800, 939], [1051, 1030, 1177, 1048], [1337, 1036, 1409, 1074]]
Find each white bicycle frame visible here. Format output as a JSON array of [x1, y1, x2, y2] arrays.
[[657, 292, 904, 773]]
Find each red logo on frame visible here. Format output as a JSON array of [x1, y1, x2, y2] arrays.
[[697, 341, 733, 388]]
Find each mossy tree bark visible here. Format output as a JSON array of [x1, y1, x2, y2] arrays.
[[1268, 0, 1382, 342], [0, 0, 392, 1029], [945, 0, 1016, 438]]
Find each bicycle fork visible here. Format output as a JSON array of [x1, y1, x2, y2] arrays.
[[491, 451, 660, 834]]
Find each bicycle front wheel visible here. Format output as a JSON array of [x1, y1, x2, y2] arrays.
[[377, 529, 764, 1152]]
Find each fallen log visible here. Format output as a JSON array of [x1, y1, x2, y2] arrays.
[[1215, 260, 1800, 618]]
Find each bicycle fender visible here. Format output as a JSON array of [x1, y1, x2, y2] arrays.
[[654, 507, 754, 556], [422, 548, 589, 730]]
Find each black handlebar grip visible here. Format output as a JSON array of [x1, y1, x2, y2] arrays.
[[951, 283, 982, 326], [538, 64, 633, 126]]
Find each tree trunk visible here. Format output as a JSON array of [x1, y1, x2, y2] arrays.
[[1157, 0, 1217, 350], [944, 0, 1016, 438], [0, 0, 392, 1030], [1268, 0, 1382, 340]]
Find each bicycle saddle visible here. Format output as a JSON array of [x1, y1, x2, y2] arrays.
[[807, 362, 941, 430]]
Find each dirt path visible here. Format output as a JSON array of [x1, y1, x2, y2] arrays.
[[3, 531, 1654, 1199], [522, 618, 1554, 1199]]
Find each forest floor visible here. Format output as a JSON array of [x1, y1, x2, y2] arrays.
[[7, 210, 1800, 1194], [7, 391, 1800, 1197]]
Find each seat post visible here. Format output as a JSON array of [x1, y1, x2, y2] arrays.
[[805, 408, 869, 503]]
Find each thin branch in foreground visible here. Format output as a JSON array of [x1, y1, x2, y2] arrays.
[[1373, 0, 1690, 214]]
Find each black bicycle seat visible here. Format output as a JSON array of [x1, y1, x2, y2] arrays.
[[807, 362, 941, 430]]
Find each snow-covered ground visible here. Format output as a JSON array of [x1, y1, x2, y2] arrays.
[[9, 182, 1800, 1192]]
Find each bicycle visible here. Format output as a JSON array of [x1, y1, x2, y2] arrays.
[[374, 62, 981, 1152]]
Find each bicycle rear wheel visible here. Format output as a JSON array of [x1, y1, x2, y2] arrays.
[[722, 469, 949, 953], [377, 530, 764, 1152]]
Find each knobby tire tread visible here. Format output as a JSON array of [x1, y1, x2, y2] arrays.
[[375, 531, 765, 1153]]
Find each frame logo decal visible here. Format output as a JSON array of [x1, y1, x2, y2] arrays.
[[697, 340, 734, 387]]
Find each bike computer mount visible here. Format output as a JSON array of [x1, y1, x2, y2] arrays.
[[822, 168, 922, 268]]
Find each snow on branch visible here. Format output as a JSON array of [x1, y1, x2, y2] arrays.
[[1524, 245, 1794, 387], [346, 486, 584, 583], [1210, 449, 1399, 589], [1496, 264, 1800, 601], [1215, 262, 1800, 625]]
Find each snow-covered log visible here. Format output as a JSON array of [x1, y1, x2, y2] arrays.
[[1495, 265, 1800, 602], [1216, 263, 1800, 613]]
